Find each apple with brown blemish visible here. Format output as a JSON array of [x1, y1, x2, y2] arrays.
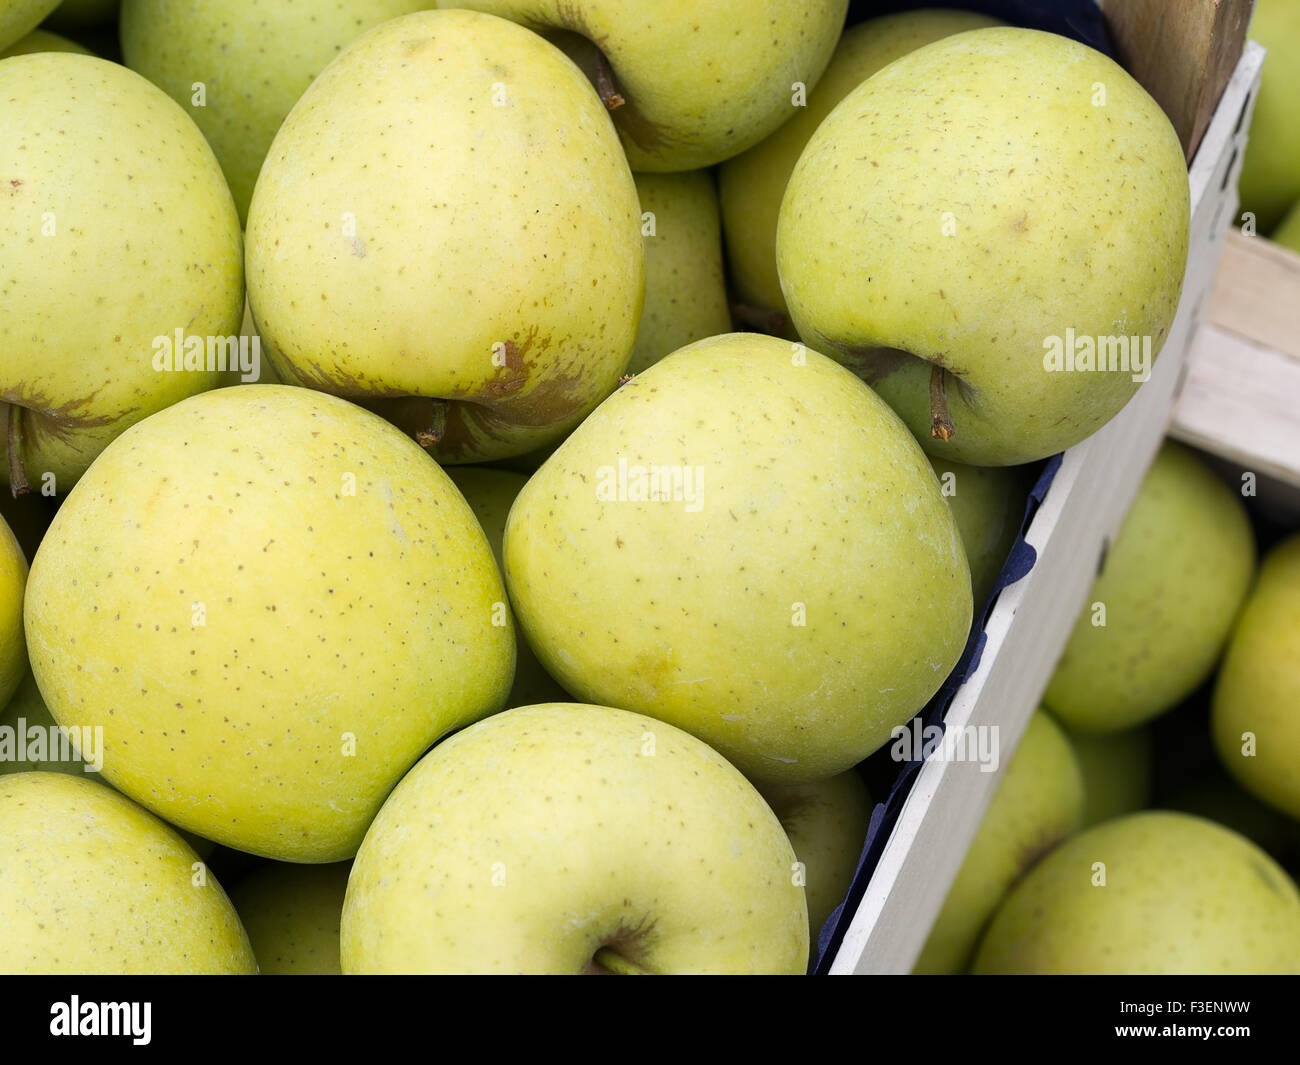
[[245, 10, 644, 465], [0, 54, 243, 495]]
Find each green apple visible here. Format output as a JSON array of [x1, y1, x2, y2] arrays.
[[0, 772, 255, 974], [246, 10, 643, 466], [342, 703, 808, 974], [445, 0, 847, 171], [0, 1, 59, 50], [1166, 768, 1299, 862], [628, 172, 731, 376], [1062, 723, 1152, 828], [121, 0, 429, 224], [1213, 535, 1300, 820], [1239, 0, 1300, 236], [1273, 199, 1300, 254], [0, 669, 219, 857], [0, 55, 242, 495], [503, 332, 971, 784], [0, 517, 24, 710], [1044, 443, 1255, 734], [719, 8, 1001, 320], [0, 27, 90, 57], [929, 457, 1031, 608], [24, 385, 514, 861], [972, 812, 1300, 974], [914, 711, 1083, 974], [444, 466, 570, 708], [43, 0, 118, 30], [777, 28, 1189, 466], [231, 862, 350, 975], [757, 771, 871, 948]]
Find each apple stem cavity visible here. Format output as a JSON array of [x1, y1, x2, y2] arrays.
[[591, 947, 649, 975], [414, 399, 449, 450], [6, 404, 30, 498], [929, 365, 955, 442], [729, 302, 789, 337], [593, 51, 625, 111]]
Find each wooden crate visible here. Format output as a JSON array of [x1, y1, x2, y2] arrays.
[[827, 16, 1265, 974], [1172, 232, 1300, 496]]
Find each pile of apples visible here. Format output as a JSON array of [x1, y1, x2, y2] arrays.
[[0, 1, 1296, 975]]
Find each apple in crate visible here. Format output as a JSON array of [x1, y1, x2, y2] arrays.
[[342, 704, 809, 974], [777, 28, 1190, 466]]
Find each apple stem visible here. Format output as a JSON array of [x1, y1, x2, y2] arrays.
[[414, 399, 449, 450], [6, 404, 30, 498], [593, 51, 625, 110], [592, 947, 649, 975], [929, 365, 955, 442], [730, 302, 789, 337]]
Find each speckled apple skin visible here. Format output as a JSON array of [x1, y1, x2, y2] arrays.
[[504, 333, 972, 784], [777, 27, 1190, 466], [973, 812, 1300, 974], [1213, 534, 1300, 820], [0, 28, 91, 58], [120, 0, 429, 222], [0, 55, 243, 491], [342, 703, 809, 974], [720, 8, 1001, 318], [245, 9, 644, 465], [448, 0, 847, 171], [1045, 443, 1256, 733], [24, 386, 514, 862], [0, 772, 256, 974]]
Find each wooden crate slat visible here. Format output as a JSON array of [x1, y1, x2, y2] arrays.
[[1099, 0, 1257, 161]]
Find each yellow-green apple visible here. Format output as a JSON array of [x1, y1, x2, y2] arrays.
[[503, 333, 971, 783], [972, 812, 1300, 974], [231, 862, 350, 975], [444, 466, 570, 708], [443, 0, 847, 171], [1273, 200, 1300, 254], [246, 10, 643, 466], [757, 771, 871, 948], [1060, 722, 1152, 828], [930, 457, 1031, 608], [1044, 443, 1255, 733], [0, 517, 23, 709], [719, 8, 1000, 321], [777, 28, 1189, 466], [628, 172, 731, 375], [0, 1, 59, 49], [24, 386, 514, 861], [0, 668, 219, 857], [0, 772, 255, 974], [1213, 535, 1300, 819], [121, 0, 429, 223], [914, 711, 1083, 974], [1239, 0, 1300, 235], [342, 703, 809, 974], [0, 55, 241, 494], [0, 27, 90, 56]]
